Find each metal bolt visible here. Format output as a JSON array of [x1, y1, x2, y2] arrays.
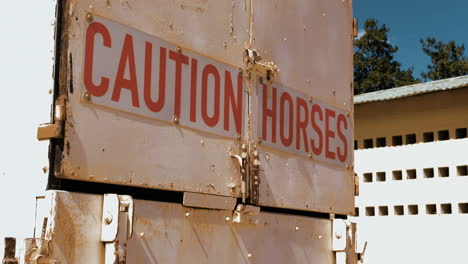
[[309, 96, 313, 103], [83, 92, 91, 101], [318, 235, 322, 239], [236, 133, 241, 140], [335, 232, 343, 239], [308, 152, 313, 159], [223, 41, 227, 48], [173, 115, 180, 124], [176, 46, 182, 54], [85, 12, 93, 23], [295, 226, 300, 231], [139, 232, 145, 237], [104, 212, 113, 225], [247, 253, 252, 258], [225, 217, 231, 222], [257, 137, 262, 144], [185, 212, 190, 217]]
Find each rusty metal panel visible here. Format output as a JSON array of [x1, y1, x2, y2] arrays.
[[58, 0, 250, 197], [249, 0, 355, 214], [40, 191, 335, 264]]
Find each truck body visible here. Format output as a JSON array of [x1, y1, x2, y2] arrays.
[[4, 0, 358, 263]]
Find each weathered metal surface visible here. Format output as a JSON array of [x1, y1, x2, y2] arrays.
[[38, 191, 338, 264], [2, 238, 18, 264], [57, 0, 250, 198], [53, 0, 354, 214], [182, 192, 237, 210], [249, 0, 354, 214]]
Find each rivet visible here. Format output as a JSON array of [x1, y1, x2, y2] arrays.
[[173, 115, 180, 124], [139, 232, 145, 237], [238, 68, 243, 76], [318, 235, 322, 239], [104, 212, 113, 225], [308, 96, 313, 103], [225, 217, 231, 222], [85, 12, 93, 23], [295, 226, 300, 231], [185, 212, 190, 217], [308, 152, 313, 159], [176, 46, 182, 54], [247, 253, 252, 258], [335, 232, 343, 239], [83, 92, 91, 101], [257, 137, 262, 144], [223, 41, 227, 48], [236, 133, 241, 140]]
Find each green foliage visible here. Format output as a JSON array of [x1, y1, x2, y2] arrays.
[[354, 19, 419, 95], [420, 38, 468, 81]]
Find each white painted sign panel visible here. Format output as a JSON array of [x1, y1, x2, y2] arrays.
[[83, 16, 245, 139], [258, 82, 352, 167]]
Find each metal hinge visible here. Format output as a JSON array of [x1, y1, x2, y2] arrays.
[[230, 144, 261, 204], [101, 194, 134, 264], [249, 148, 260, 204], [37, 96, 66, 141]]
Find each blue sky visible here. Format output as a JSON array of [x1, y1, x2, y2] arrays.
[[354, 0, 468, 79]]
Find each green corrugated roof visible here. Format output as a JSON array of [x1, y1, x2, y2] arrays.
[[354, 75, 468, 104]]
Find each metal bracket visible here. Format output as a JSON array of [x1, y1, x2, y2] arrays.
[[230, 143, 249, 203], [37, 96, 66, 141], [332, 219, 359, 264], [183, 192, 237, 210], [101, 194, 134, 264], [243, 48, 279, 81]]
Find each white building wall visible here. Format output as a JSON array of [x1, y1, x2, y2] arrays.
[[352, 91, 468, 263]]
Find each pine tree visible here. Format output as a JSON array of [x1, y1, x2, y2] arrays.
[[420, 37, 468, 81], [354, 19, 419, 95]]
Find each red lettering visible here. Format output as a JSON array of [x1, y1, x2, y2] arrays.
[[262, 85, 277, 143], [311, 104, 323, 155], [337, 114, 348, 162], [144, 43, 166, 112], [190, 58, 198, 122], [224, 71, 243, 134], [296, 97, 309, 152], [84, 22, 111, 97], [112, 34, 139, 107], [169, 51, 189, 117], [201, 64, 220, 127], [325, 109, 336, 160], [280, 92, 293, 147]]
